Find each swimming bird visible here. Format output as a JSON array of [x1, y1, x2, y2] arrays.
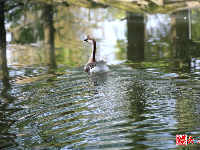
[[84, 36, 109, 74]]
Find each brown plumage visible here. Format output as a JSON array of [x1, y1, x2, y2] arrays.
[[84, 62, 96, 72]]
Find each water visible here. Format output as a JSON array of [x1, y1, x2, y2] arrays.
[[1, 65, 200, 149], [1, 1, 200, 149]]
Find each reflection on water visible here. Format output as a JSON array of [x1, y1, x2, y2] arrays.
[[7, 44, 45, 66], [1, 0, 200, 149], [5, 5, 200, 69], [2, 66, 200, 149]]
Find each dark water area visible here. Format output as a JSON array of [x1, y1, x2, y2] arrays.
[[1, 0, 200, 149]]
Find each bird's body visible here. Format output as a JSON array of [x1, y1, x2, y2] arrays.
[[84, 36, 109, 74], [84, 62, 96, 72]]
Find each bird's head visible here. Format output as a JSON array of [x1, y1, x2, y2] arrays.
[[84, 35, 93, 44]]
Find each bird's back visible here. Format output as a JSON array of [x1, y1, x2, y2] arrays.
[[88, 60, 109, 74]]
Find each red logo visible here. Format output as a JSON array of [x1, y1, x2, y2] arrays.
[[176, 135, 187, 145], [187, 136, 194, 144]]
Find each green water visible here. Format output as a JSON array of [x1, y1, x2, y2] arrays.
[[1, 1, 200, 149], [2, 65, 200, 149]]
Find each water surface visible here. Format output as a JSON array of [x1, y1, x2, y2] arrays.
[[1, 1, 200, 149]]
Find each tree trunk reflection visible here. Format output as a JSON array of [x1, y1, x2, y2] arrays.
[[0, 2, 10, 94], [127, 12, 144, 62], [171, 10, 191, 69], [43, 3, 57, 71]]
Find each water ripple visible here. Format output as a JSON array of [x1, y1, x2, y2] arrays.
[[2, 66, 200, 149]]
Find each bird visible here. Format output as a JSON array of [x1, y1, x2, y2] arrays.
[[84, 36, 109, 74]]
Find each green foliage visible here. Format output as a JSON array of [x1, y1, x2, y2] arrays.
[[15, 27, 36, 44], [5, 3, 44, 44], [5, 1, 24, 23]]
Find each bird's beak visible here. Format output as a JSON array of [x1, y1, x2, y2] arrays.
[[84, 38, 91, 44]]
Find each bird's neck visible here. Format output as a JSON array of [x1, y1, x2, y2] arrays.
[[88, 39, 97, 63]]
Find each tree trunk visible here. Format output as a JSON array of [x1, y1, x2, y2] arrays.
[[43, 3, 57, 70]]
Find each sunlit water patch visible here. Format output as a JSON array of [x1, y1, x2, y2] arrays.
[[2, 65, 200, 149]]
